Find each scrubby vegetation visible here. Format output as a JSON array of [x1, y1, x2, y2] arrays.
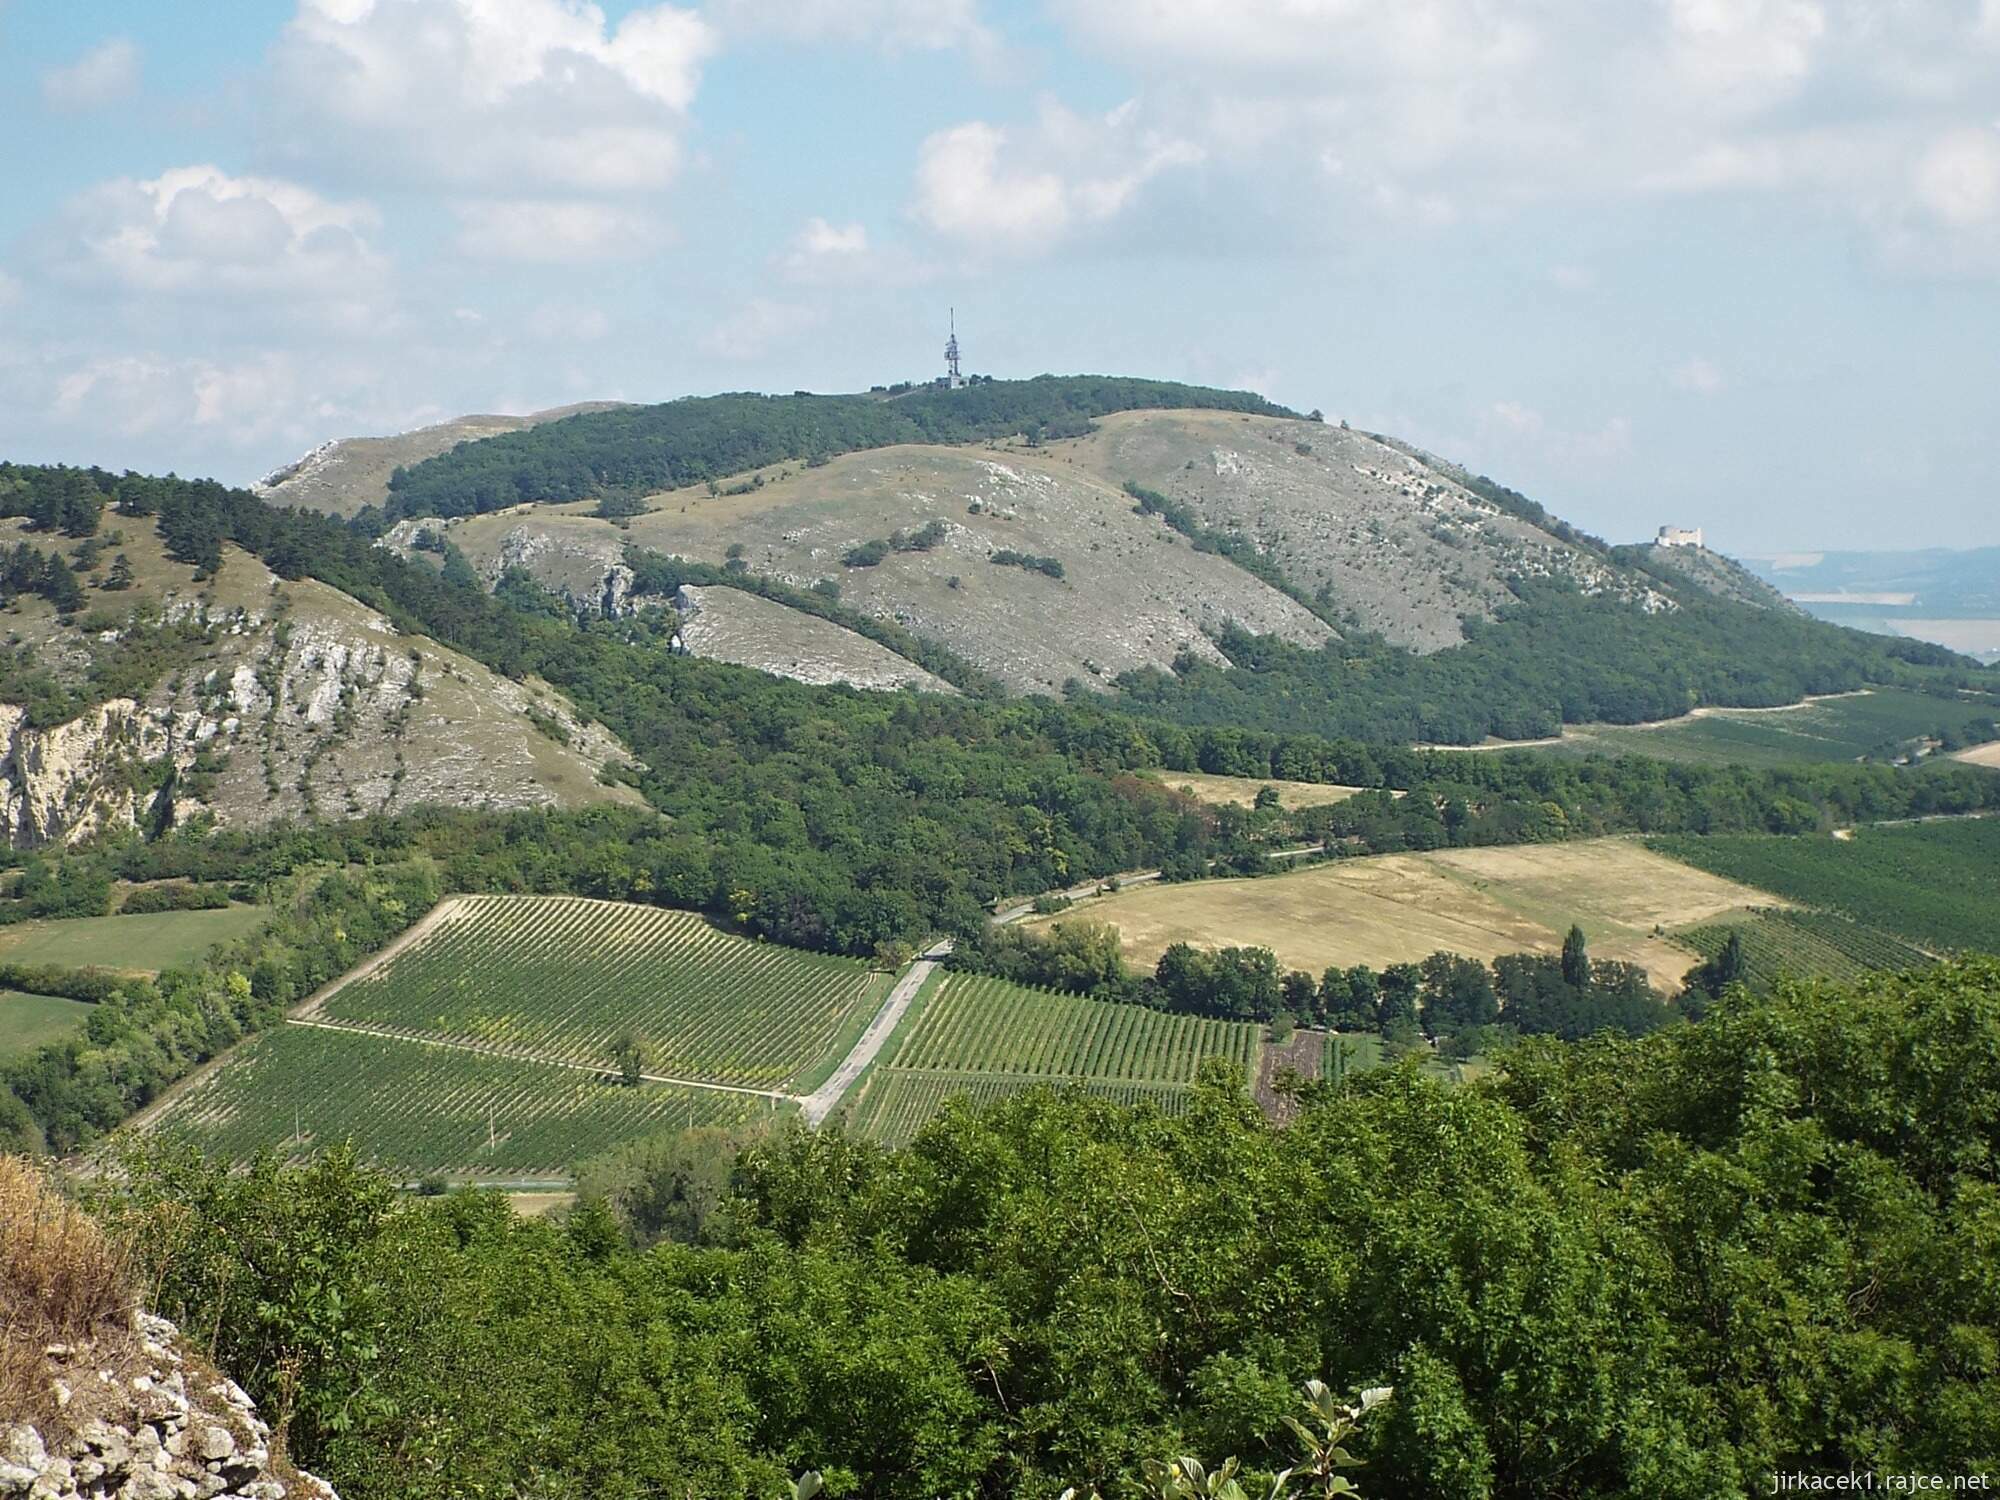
[[66, 958, 2000, 1498], [1116, 581, 1987, 745]]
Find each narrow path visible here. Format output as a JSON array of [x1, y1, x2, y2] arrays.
[[287, 1016, 794, 1101], [797, 943, 950, 1125]]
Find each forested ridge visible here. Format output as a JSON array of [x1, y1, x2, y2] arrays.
[[375, 376, 1296, 521], [74, 958, 2000, 1498]]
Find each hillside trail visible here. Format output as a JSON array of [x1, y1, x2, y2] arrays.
[[1417, 688, 1878, 751], [290, 894, 473, 1021]]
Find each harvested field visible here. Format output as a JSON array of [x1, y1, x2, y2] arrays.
[[1954, 741, 2000, 768], [1040, 839, 1775, 991]]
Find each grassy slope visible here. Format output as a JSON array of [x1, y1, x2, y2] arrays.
[[0, 990, 92, 1057], [0, 907, 270, 973]]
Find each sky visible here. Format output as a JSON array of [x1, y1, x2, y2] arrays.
[[1, 1, 1997, 553]]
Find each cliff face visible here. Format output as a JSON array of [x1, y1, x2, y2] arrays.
[[0, 519, 644, 849], [3, 1311, 337, 1500], [0, 701, 176, 848]]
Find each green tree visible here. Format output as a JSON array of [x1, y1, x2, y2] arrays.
[[1561, 924, 1590, 989]]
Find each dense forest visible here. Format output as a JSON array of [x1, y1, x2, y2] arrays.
[[78, 959, 2000, 1498], [1113, 581, 1983, 744], [374, 377, 1297, 521]]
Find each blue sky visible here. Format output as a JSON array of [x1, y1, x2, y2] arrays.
[[2, 0, 1997, 553]]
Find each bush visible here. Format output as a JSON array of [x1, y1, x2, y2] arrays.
[[842, 539, 890, 569], [989, 550, 1064, 580]]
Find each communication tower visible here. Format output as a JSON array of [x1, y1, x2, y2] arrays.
[[944, 309, 964, 388]]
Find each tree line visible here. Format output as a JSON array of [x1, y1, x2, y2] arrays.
[[951, 918, 1673, 1049]]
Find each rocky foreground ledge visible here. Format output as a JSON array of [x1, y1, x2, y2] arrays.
[[1, 1309, 336, 1500]]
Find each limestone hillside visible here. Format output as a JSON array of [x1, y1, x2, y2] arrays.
[[255, 402, 630, 518], [0, 516, 640, 847], [353, 407, 1732, 692], [1641, 540, 1803, 612]]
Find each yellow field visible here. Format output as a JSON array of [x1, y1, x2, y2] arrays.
[[1033, 839, 1778, 990], [1151, 771, 1364, 810], [1952, 741, 2000, 769]]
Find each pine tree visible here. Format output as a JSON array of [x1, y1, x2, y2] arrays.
[[40, 554, 84, 613], [104, 553, 135, 591]]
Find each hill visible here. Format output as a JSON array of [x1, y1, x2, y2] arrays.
[[322, 380, 1991, 736], [1744, 544, 2000, 663], [0, 509, 638, 846], [256, 401, 632, 517]]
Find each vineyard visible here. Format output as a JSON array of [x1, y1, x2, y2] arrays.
[[1545, 688, 2000, 769], [146, 1024, 779, 1175], [1651, 820, 2000, 953], [317, 896, 890, 1089], [846, 973, 1262, 1147], [1676, 908, 1931, 990]]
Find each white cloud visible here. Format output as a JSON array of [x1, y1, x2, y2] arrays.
[[796, 218, 868, 258], [1035, 0, 2000, 272], [1670, 357, 1727, 395], [1913, 129, 2000, 227], [1480, 401, 1631, 465], [267, 0, 713, 262], [51, 353, 313, 445], [453, 200, 665, 262], [712, 0, 990, 53], [41, 36, 141, 111], [702, 298, 825, 360], [36, 165, 384, 307], [269, 0, 713, 191], [913, 104, 1202, 252]]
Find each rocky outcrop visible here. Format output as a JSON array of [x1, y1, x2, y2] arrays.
[[2, 1311, 336, 1500], [672, 586, 957, 694], [0, 702, 183, 847], [0, 563, 641, 849]]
